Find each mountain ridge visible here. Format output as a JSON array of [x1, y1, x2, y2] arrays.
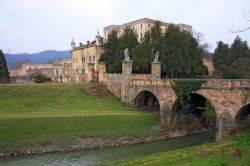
[[5, 50, 71, 69]]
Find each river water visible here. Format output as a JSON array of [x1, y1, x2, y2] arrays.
[[0, 131, 215, 166]]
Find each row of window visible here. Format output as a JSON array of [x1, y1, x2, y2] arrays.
[[104, 23, 151, 35], [29, 67, 48, 70], [75, 69, 85, 74], [73, 56, 95, 63]]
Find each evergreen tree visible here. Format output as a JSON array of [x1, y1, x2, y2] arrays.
[[99, 27, 138, 73], [230, 36, 249, 61], [0, 50, 10, 83], [213, 41, 231, 69], [213, 36, 250, 79], [150, 21, 163, 54], [100, 22, 208, 78], [132, 32, 152, 73], [161, 24, 207, 78], [99, 30, 120, 73]]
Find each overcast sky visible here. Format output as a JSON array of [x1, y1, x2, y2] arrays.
[[0, 0, 249, 54]]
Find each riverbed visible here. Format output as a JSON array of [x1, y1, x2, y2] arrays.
[[0, 130, 215, 166]]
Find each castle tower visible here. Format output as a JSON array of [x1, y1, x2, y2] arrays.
[[70, 38, 76, 50], [95, 31, 101, 46]]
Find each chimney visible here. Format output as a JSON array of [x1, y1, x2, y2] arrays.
[[87, 41, 90, 47], [79, 43, 83, 47]]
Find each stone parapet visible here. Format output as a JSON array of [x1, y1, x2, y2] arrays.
[[202, 80, 250, 90]]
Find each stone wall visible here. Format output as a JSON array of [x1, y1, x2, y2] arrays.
[[201, 80, 250, 89], [98, 60, 250, 140], [131, 74, 151, 80], [203, 56, 215, 76], [103, 73, 122, 98]]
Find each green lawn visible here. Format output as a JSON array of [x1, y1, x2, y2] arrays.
[[0, 83, 160, 150], [100, 129, 250, 166]]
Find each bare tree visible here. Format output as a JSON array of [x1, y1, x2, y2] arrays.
[[193, 30, 211, 53], [230, 11, 250, 33]]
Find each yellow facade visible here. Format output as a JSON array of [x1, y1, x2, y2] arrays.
[[71, 43, 103, 82]]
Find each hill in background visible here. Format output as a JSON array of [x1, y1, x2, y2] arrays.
[[5, 50, 71, 69]]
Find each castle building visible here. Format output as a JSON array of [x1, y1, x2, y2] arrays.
[[11, 58, 71, 83], [103, 18, 192, 43], [70, 33, 104, 82]]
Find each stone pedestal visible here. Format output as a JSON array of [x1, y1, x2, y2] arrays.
[[122, 60, 132, 75], [151, 62, 161, 80], [121, 60, 132, 103], [98, 62, 106, 84], [87, 63, 95, 82]]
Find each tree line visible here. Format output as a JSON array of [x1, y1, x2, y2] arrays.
[[99, 21, 208, 78], [213, 37, 250, 79]]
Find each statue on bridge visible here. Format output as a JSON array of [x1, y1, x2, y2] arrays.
[[154, 51, 160, 62], [124, 48, 130, 60]]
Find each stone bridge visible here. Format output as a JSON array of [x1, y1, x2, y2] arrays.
[[97, 60, 250, 140]]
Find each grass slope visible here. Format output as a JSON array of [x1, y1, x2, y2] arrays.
[[0, 83, 159, 150], [100, 129, 250, 166]]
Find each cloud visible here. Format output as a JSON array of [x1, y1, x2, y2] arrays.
[[0, 0, 249, 53]]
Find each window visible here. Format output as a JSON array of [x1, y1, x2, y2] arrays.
[[82, 69, 85, 74], [76, 69, 78, 73], [93, 56, 95, 62], [141, 24, 142, 28], [29, 67, 31, 70], [141, 33, 143, 38], [89, 56, 92, 62], [148, 23, 150, 28]]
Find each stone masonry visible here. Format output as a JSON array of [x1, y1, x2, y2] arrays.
[[99, 60, 250, 140], [121, 60, 132, 103], [151, 62, 161, 80]]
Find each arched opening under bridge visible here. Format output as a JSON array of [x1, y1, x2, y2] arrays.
[[171, 93, 216, 133], [134, 90, 160, 119], [235, 104, 250, 129]]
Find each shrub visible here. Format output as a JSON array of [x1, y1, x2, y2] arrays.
[[33, 73, 51, 83]]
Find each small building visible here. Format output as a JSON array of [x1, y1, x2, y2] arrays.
[[10, 58, 72, 83]]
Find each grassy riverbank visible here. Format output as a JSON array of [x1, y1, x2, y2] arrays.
[[0, 83, 161, 156], [101, 129, 250, 166]]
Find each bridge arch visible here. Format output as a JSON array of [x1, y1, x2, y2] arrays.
[[131, 86, 177, 112], [192, 91, 220, 116], [235, 103, 250, 129], [190, 92, 219, 117], [134, 90, 160, 108]]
